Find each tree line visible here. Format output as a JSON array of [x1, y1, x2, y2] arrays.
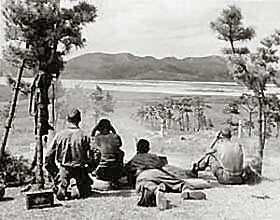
[[224, 93, 280, 138], [134, 96, 214, 136]]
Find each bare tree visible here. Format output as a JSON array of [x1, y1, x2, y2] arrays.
[[237, 93, 258, 137]]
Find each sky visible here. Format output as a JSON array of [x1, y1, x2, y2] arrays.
[[1, 0, 280, 60]]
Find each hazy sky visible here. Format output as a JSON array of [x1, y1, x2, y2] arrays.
[[1, 0, 280, 59]]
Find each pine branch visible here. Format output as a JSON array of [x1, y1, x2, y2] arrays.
[[6, 75, 31, 96]]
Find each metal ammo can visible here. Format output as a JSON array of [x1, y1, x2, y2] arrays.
[[26, 190, 54, 209]]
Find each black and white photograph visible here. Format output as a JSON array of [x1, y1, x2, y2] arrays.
[[0, 0, 280, 219]]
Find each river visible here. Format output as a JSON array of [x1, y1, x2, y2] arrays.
[[0, 77, 280, 96]]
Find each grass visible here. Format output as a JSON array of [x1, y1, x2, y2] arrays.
[[0, 85, 12, 103], [0, 87, 280, 219]]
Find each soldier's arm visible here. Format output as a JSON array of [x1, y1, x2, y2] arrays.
[[123, 157, 138, 186], [206, 148, 217, 155], [115, 134, 122, 148], [87, 136, 101, 171], [83, 135, 91, 152], [91, 126, 98, 137], [94, 135, 102, 146], [116, 149, 124, 164], [110, 125, 116, 134], [206, 131, 221, 154], [124, 155, 144, 173], [87, 147, 101, 172], [151, 154, 166, 169]]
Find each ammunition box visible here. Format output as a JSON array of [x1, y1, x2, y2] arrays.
[[26, 190, 54, 209]]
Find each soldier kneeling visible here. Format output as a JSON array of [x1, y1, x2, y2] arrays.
[[45, 109, 98, 200]]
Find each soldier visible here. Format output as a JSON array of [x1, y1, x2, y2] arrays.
[[91, 119, 124, 187], [45, 109, 95, 200], [91, 119, 116, 136], [193, 128, 244, 184], [124, 139, 166, 186], [124, 139, 206, 210]]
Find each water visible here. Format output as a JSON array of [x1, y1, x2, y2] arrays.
[[0, 77, 279, 96]]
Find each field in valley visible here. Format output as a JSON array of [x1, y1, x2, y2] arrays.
[[0, 87, 280, 220]]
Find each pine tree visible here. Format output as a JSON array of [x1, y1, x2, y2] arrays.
[[2, 0, 97, 189], [211, 5, 280, 174]]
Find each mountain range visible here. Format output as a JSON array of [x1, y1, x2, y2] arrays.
[[1, 53, 231, 81]]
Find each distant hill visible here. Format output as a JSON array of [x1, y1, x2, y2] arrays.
[[63, 53, 231, 81], [1, 53, 232, 81]]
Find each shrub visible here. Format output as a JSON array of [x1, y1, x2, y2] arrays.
[[0, 152, 34, 186]]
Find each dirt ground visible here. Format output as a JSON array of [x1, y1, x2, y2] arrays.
[[1, 90, 280, 220]]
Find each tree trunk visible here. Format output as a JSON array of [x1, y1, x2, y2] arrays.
[[180, 112, 185, 131], [0, 60, 25, 158], [185, 113, 190, 132], [197, 113, 200, 131], [33, 72, 52, 189], [238, 120, 242, 138], [230, 39, 236, 54], [160, 118, 166, 137], [263, 110, 267, 141], [35, 134, 44, 189], [276, 121, 280, 138], [257, 97, 265, 174], [51, 82, 56, 131], [248, 111, 252, 137], [192, 112, 196, 132]]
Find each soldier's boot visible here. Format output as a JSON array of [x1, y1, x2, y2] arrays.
[[56, 186, 67, 201], [56, 184, 71, 201], [155, 183, 170, 211], [136, 185, 156, 207], [181, 184, 206, 200], [70, 179, 80, 199], [181, 190, 206, 200]]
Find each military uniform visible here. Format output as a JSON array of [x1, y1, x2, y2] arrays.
[[94, 133, 124, 183], [199, 140, 244, 184], [125, 152, 204, 207], [45, 126, 93, 200], [136, 169, 185, 193]]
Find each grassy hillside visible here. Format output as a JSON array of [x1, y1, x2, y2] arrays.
[[63, 53, 231, 81]]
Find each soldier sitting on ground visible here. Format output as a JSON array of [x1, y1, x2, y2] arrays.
[[91, 119, 116, 136], [91, 119, 124, 188], [45, 109, 98, 200], [192, 127, 262, 185]]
